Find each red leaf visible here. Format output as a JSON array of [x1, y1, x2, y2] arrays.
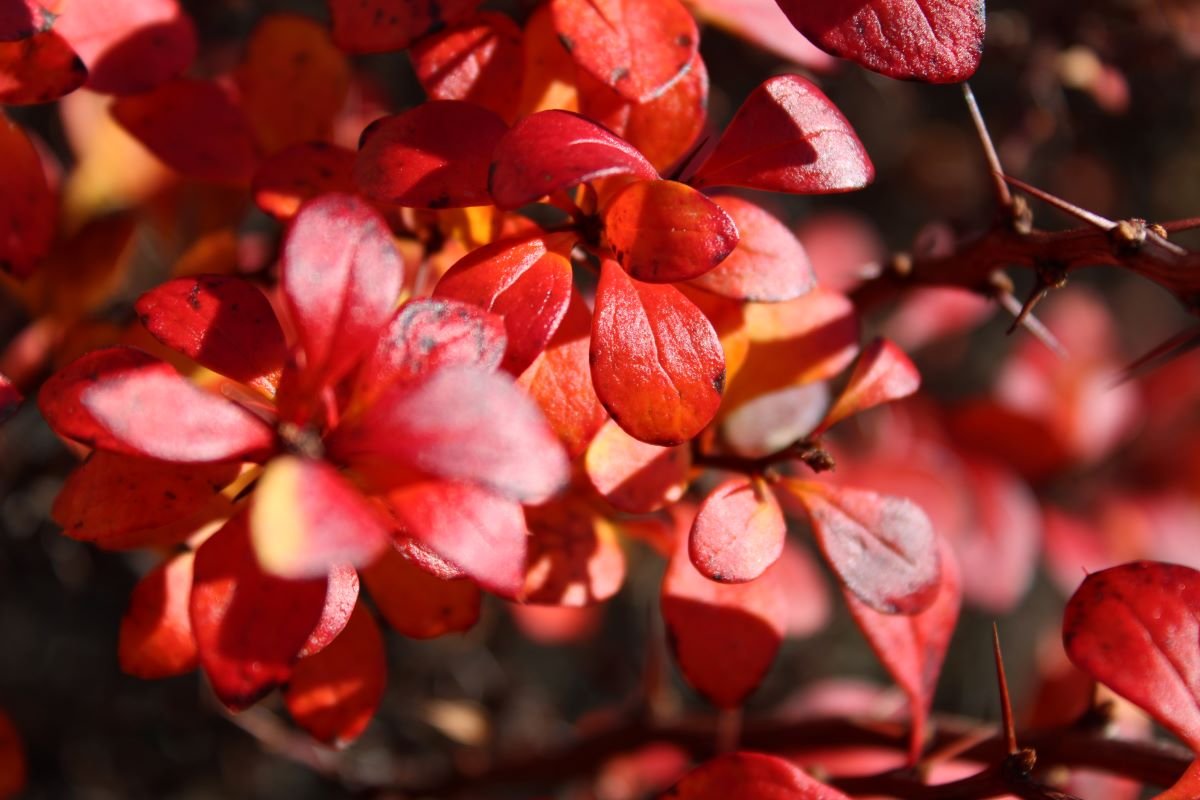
[[329, 0, 483, 53], [135, 275, 288, 394], [689, 477, 786, 584], [38, 347, 276, 463], [662, 751, 852, 799], [353, 298, 506, 407], [1157, 758, 1200, 800], [383, 480, 529, 598], [488, 109, 658, 210], [0, 0, 53, 41], [602, 180, 739, 283], [585, 418, 690, 513], [691, 75, 873, 194], [688, 0, 836, 70], [783, 481, 941, 615], [551, 0, 698, 103], [434, 236, 573, 374], [623, 52, 708, 173], [300, 563, 359, 657], [250, 456, 391, 579], [0, 29, 86, 104], [0, 116, 55, 276], [236, 14, 349, 154], [524, 498, 627, 605], [0, 373, 20, 422], [845, 540, 962, 762], [354, 101, 507, 209], [814, 338, 920, 434], [119, 552, 199, 679], [330, 366, 569, 502], [53, 452, 239, 548], [775, 0, 985, 83], [661, 531, 790, 708], [361, 546, 480, 638], [410, 11, 524, 123], [111, 78, 257, 183], [252, 142, 358, 220], [280, 193, 404, 396], [54, 0, 195, 94], [591, 260, 725, 445], [687, 193, 813, 302], [1062, 561, 1200, 752], [517, 288, 608, 458], [285, 602, 386, 746], [189, 513, 328, 710]]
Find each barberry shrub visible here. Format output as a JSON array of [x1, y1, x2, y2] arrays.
[[3, 0, 1200, 798]]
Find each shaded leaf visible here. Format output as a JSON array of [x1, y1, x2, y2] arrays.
[[0, 373, 19, 422], [585, 418, 689, 513], [551, 0, 697, 103], [39, 347, 276, 463], [251, 456, 391, 579], [189, 513, 328, 710], [55, 0, 195, 94], [488, 109, 657, 209], [354, 100, 506, 209], [111, 78, 257, 183], [0, 709, 25, 800], [775, 0, 985, 83], [361, 546, 480, 638], [53, 452, 239, 547], [687, 0, 836, 70], [782, 481, 940, 615], [691, 75, 873, 193], [603, 179, 738, 283], [353, 297, 506, 407], [434, 235, 574, 374], [252, 142, 358, 220], [845, 540, 961, 762], [0, 0, 53, 41], [1062, 561, 1200, 752], [411, 11, 524, 123], [591, 260, 725, 445], [119, 552, 199, 679], [689, 477, 786, 584], [623, 52, 708, 173], [328, 0, 483, 53], [330, 366, 569, 503], [0, 29, 86, 104], [524, 498, 626, 605], [135, 275, 288, 394], [383, 480, 529, 598], [286, 602, 385, 746], [814, 337, 920, 434], [0, 116, 55, 276], [688, 193, 813, 302], [280, 193, 404, 397], [662, 751, 852, 799]]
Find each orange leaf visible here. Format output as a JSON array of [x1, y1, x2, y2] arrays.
[[361, 546, 480, 638], [252, 142, 357, 220], [524, 498, 627, 605], [585, 418, 690, 513], [119, 551, 199, 679], [814, 337, 920, 433]]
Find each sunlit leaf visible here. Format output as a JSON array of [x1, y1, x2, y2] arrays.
[[488, 109, 657, 209], [135, 275, 288, 394], [782, 480, 941, 615], [411, 11, 524, 123], [591, 260, 725, 445], [551, 0, 698, 103], [775, 0, 985, 83], [355, 100, 507, 209], [55, 0, 195, 94], [688, 193, 813, 302], [39, 347, 276, 463], [687, 0, 836, 70], [0, 116, 55, 276], [603, 179, 738, 283], [515, 2, 579, 116], [689, 477, 786, 584], [0, 29, 86, 104], [1063, 561, 1200, 752], [252, 142, 358, 220], [361, 546, 480, 638], [434, 235, 574, 374], [524, 498, 627, 605], [328, 0, 483, 53], [845, 540, 961, 762], [623, 52, 708, 173], [585, 419, 689, 513], [814, 337, 920, 434], [300, 563, 359, 657], [119, 552, 198, 679], [691, 74, 873, 193], [662, 751, 852, 799]]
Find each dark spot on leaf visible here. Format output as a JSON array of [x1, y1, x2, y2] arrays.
[[427, 194, 452, 210], [712, 369, 726, 394], [187, 283, 202, 311], [557, 33, 574, 53], [675, 34, 693, 48], [610, 66, 630, 84]]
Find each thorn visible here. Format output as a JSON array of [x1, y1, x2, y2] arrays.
[[993, 623, 1018, 756], [1005, 281, 1050, 336], [996, 292, 1068, 358], [1115, 325, 1200, 385], [1001, 175, 1117, 231], [962, 83, 1012, 208], [1157, 216, 1200, 234]]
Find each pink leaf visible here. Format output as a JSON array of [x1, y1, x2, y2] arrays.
[[689, 477, 787, 584]]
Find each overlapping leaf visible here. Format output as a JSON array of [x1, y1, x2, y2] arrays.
[[662, 751, 852, 799], [689, 477, 786, 584], [591, 260, 725, 445], [0, 116, 55, 276], [361, 547, 481, 638], [813, 337, 920, 434], [411, 12, 523, 122], [55, 0, 195, 94], [252, 142, 358, 220], [328, 0, 483, 53], [585, 419, 690, 513], [524, 499, 627, 605], [300, 563, 359, 657], [0, 30, 86, 104], [118, 552, 199, 678], [0, 0, 53, 41]]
